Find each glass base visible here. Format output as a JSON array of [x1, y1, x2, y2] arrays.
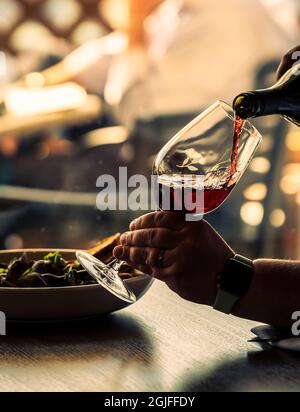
[[76, 251, 136, 304]]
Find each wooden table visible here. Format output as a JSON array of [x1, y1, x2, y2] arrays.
[[0, 281, 299, 392]]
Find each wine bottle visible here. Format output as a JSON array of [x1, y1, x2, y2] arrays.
[[233, 62, 300, 126]]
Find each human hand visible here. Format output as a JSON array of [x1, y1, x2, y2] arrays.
[[113, 211, 235, 306], [277, 44, 300, 80]]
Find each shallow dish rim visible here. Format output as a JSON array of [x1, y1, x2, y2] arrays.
[[0, 248, 149, 292]]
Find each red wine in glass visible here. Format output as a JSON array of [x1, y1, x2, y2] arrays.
[[157, 173, 234, 214]]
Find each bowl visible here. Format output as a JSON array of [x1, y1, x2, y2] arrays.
[[0, 249, 153, 322]]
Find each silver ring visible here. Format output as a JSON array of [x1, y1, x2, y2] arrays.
[[157, 249, 165, 268]]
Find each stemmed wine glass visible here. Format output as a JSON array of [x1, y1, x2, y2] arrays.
[[77, 101, 262, 303], [152, 100, 262, 217]]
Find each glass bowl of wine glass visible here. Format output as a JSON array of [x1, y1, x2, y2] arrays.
[[152, 100, 262, 217]]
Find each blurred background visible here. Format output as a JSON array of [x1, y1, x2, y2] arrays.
[[0, 0, 299, 260]]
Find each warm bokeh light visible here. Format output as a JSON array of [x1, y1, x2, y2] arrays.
[[120, 143, 135, 162], [240, 202, 264, 226], [269, 208, 286, 228], [257, 136, 273, 153], [5, 83, 87, 116], [0, 51, 7, 80], [286, 130, 300, 152], [0, 0, 23, 34], [283, 163, 300, 175], [72, 20, 106, 46], [280, 174, 300, 195], [281, 164, 300, 197], [249, 157, 271, 174], [4, 233, 23, 249], [42, 0, 82, 31], [243, 183, 268, 201], [25, 72, 46, 88], [295, 192, 300, 207], [10, 20, 54, 52], [0, 136, 19, 157], [99, 0, 130, 29], [83, 126, 129, 147]]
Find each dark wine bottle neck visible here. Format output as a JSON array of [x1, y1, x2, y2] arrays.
[[233, 89, 283, 119]]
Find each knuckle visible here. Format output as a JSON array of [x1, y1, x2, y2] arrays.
[[140, 214, 147, 228], [126, 231, 133, 244], [148, 228, 157, 245], [154, 211, 164, 227], [129, 219, 136, 230], [131, 217, 138, 227], [135, 215, 145, 229]]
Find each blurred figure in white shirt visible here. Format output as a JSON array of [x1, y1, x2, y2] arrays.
[[12, 0, 298, 127], [260, 0, 299, 43]]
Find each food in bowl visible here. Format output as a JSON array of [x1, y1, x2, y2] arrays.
[[0, 234, 139, 288]]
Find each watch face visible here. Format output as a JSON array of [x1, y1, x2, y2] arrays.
[[218, 258, 254, 296]]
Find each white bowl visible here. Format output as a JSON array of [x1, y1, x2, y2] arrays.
[[0, 249, 153, 321]]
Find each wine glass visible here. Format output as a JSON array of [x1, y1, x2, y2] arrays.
[[153, 100, 262, 217], [77, 100, 261, 303]]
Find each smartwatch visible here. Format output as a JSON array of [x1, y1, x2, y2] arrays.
[[213, 254, 254, 314]]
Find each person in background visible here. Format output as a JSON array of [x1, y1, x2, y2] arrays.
[[259, 0, 299, 44], [6, 0, 294, 129]]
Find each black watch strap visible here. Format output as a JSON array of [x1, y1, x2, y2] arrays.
[[213, 254, 254, 314]]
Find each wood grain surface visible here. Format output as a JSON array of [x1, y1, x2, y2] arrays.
[[0, 281, 299, 392]]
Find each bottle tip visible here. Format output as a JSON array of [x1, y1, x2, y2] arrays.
[[233, 93, 253, 119]]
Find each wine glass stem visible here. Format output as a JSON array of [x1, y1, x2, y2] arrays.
[[109, 259, 124, 272]]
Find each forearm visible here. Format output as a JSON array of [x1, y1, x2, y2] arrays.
[[232, 259, 300, 328]]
